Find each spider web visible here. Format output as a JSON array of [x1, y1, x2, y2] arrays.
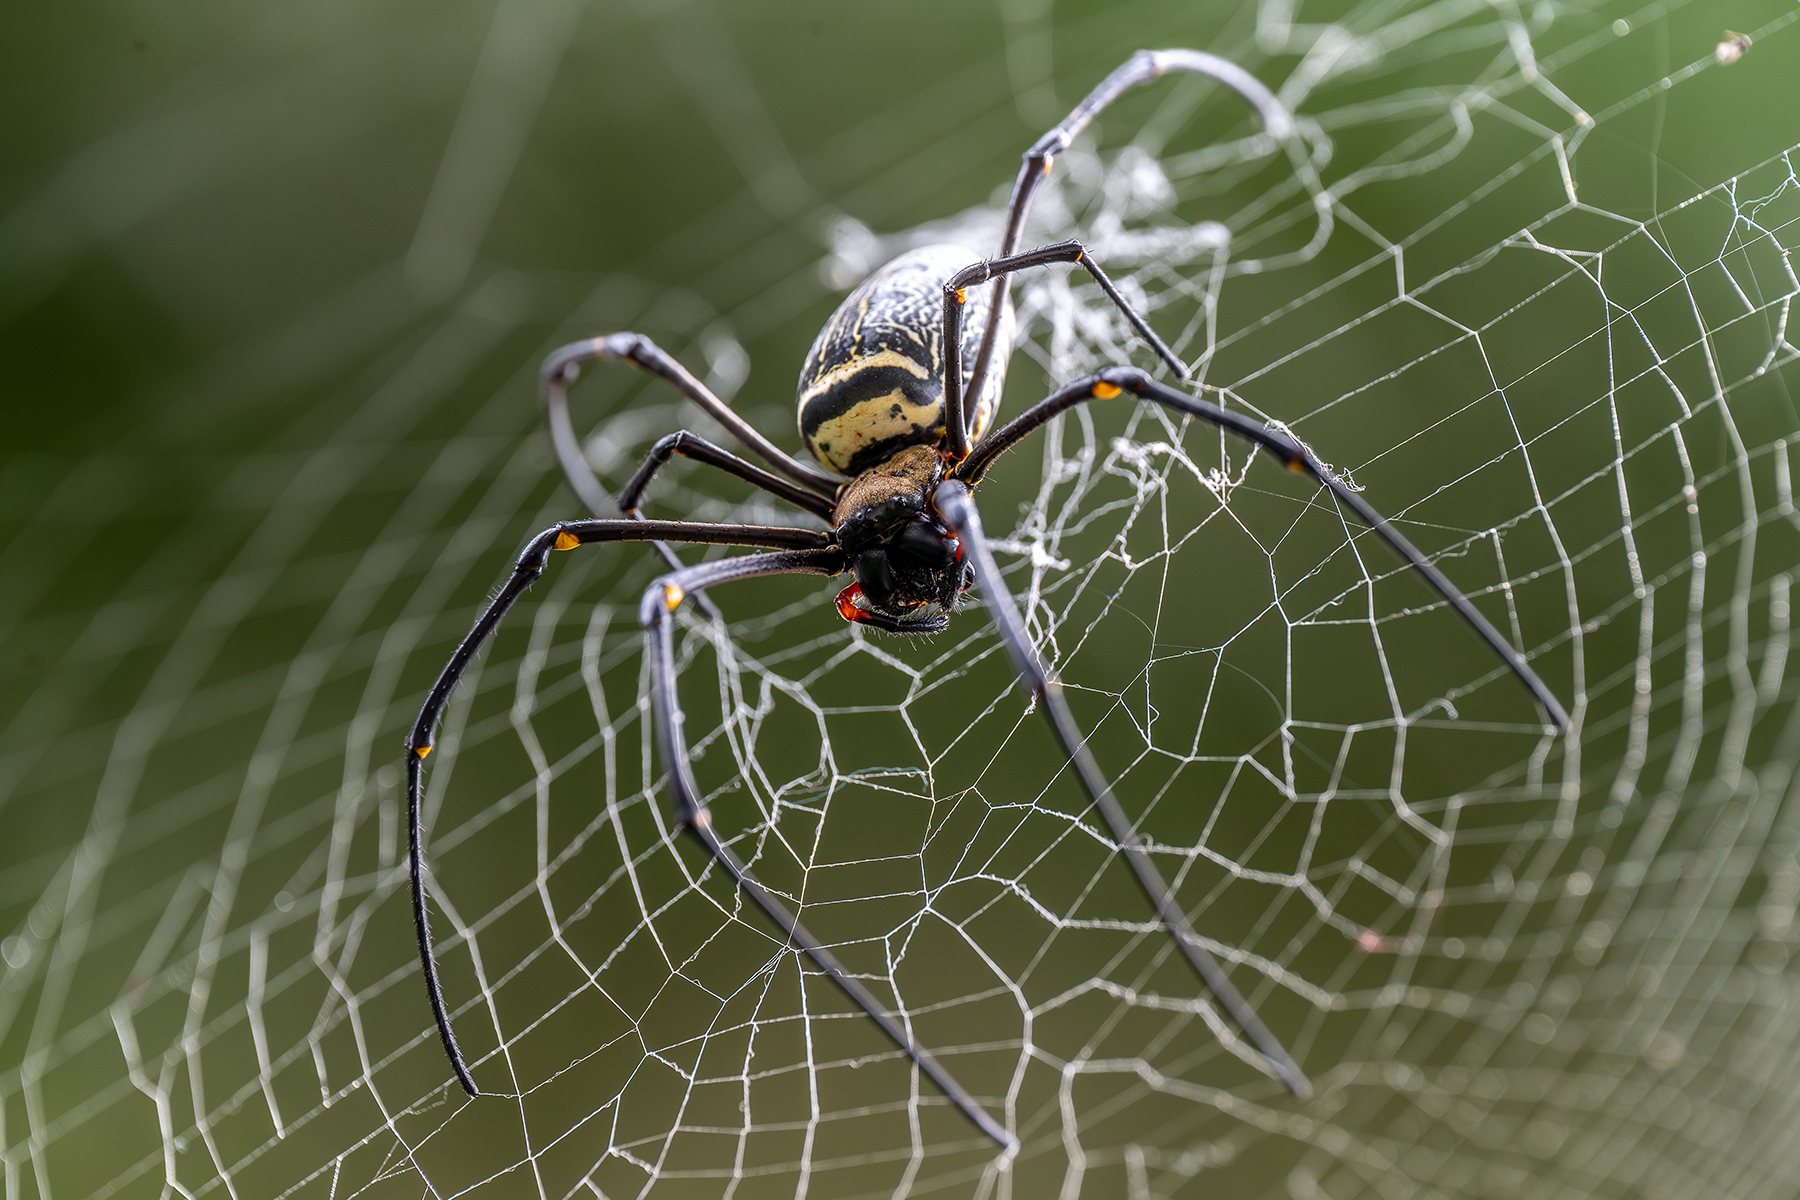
[[3, 1, 1800, 1197]]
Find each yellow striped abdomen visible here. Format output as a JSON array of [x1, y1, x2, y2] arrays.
[[797, 244, 1013, 476]]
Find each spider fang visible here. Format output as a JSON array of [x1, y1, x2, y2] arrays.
[[835, 583, 868, 622]]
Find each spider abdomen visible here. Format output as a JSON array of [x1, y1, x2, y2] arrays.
[[798, 244, 1013, 475]]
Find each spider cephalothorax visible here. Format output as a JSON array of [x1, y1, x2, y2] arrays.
[[407, 48, 1569, 1154]]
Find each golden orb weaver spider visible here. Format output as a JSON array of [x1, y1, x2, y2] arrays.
[[404, 48, 1569, 1153]]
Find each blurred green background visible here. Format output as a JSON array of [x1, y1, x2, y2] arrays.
[[4, 0, 1800, 1196]]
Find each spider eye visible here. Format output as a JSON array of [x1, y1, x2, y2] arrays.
[[838, 496, 922, 550]]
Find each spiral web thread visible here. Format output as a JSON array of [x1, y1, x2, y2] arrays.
[[3, 1, 1800, 1197]]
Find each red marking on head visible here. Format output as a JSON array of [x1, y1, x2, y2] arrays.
[[835, 583, 868, 623]]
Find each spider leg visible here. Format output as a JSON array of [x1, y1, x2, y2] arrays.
[[954, 366, 1570, 730], [616, 431, 836, 624], [934, 478, 1313, 1101], [541, 332, 842, 513], [619, 430, 837, 522], [963, 48, 1300, 406], [941, 239, 1187, 459], [542, 334, 840, 614], [405, 517, 832, 1098], [642, 551, 1017, 1152]]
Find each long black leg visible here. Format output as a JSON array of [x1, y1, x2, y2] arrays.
[[934, 478, 1313, 1101], [963, 49, 1300, 408], [541, 333, 842, 509], [954, 367, 1570, 730], [614, 430, 836, 621], [942, 239, 1187, 459], [641, 552, 1016, 1151], [538, 335, 835, 606], [405, 517, 833, 1098], [619, 430, 836, 522]]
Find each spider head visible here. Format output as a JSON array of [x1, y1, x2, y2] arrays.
[[835, 517, 969, 634], [832, 446, 971, 634]]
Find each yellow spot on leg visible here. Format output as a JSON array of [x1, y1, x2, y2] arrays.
[[1287, 458, 1307, 472], [554, 530, 579, 551], [954, 288, 966, 304], [663, 583, 685, 611], [415, 745, 432, 758], [1092, 381, 1121, 399]]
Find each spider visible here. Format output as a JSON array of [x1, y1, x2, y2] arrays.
[[404, 49, 1568, 1152]]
